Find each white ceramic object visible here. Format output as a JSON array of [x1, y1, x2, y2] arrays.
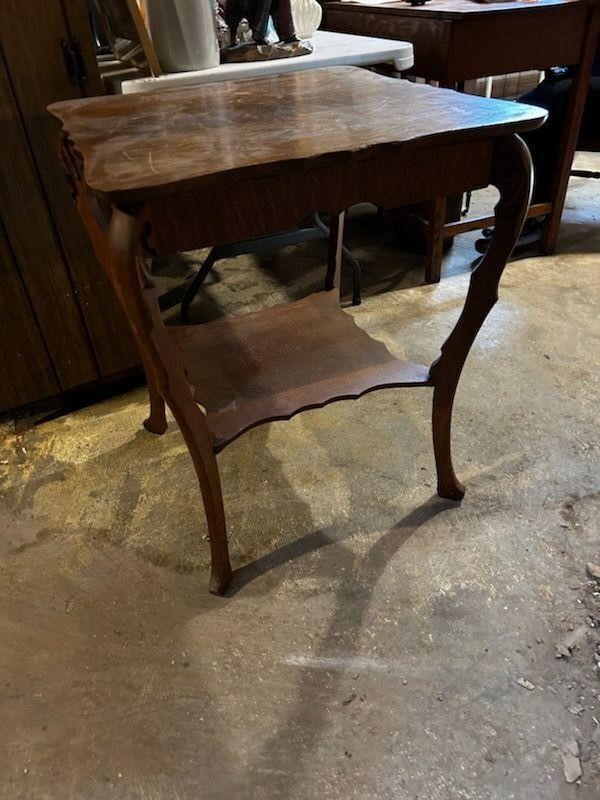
[[145, 0, 220, 72], [291, 0, 322, 40]]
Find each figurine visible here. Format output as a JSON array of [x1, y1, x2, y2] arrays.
[[219, 0, 312, 62]]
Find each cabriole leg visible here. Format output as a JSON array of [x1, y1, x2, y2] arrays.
[[159, 391, 232, 595], [109, 208, 232, 594], [429, 135, 533, 500]]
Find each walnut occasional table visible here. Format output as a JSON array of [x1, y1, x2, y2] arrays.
[[49, 67, 545, 594]]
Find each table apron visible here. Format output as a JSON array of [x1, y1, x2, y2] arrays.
[[324, 5, 587, 83], [146, 138, 494, 255], [447, 7, 587, 82]]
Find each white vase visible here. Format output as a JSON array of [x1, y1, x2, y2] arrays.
[[145, 0, 220, 72], [291, 0, 322, 40]]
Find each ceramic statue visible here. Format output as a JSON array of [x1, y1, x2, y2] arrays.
[[219, 0, 312, 62]]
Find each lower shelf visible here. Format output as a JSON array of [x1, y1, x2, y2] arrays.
[[169, 291, 432, 450]]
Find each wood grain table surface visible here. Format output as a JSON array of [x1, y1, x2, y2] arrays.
[[51, 67, 543, 202]]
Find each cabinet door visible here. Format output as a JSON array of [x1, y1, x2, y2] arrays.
[[0, 0, 139, 385], [0, 222, 60, 410], [0, 40, 100, 395]]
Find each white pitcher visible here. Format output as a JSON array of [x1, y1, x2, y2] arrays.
[[145, 0, 220, 72]]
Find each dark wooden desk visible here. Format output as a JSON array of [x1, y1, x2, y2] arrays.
[[50, 68, 544, 594], [324, 0, 600, 281]]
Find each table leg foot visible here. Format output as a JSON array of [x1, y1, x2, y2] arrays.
[[143, 400, 168, 435], [438, 482, 466, 502], [209, 564, 233, 595], [141, 354, 168, 434], [432, 383, 466, 501]]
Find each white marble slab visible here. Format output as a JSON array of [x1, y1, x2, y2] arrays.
[[121, 30, 414, 94]]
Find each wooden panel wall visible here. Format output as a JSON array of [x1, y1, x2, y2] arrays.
[[0, 0, 139, 413], [0, 221, 60, 409]]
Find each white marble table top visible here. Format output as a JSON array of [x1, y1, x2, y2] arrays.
[[121, 30, 414, 94]]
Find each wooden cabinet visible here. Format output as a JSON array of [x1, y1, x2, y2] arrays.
[[0, 0, 139, 413]]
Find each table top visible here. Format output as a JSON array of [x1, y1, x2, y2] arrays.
[[49, 66, 545, 204], [121, 30, 414, 95], [329, 0, 582, 20]]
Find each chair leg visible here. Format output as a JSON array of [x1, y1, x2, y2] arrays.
[[346, 246, 362, 306], [180, 247, 222, 323], [140, 347, 168, 435], [325, 211, 345, 294], [314, 212, 361, 304], [424, 197, 446, 284]]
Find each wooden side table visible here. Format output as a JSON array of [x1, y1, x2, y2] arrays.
[[50, 67, 545, 594], [323, 0, 600, 282]]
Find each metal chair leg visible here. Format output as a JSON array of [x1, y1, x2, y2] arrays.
[[180, 213, 363, 323], [180, 247, 222, 323]]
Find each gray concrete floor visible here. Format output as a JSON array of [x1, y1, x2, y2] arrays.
[[1, 158, 599, 799]]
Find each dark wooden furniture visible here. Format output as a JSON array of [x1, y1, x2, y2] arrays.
[[50, 67, 544, 594], [323, 0, 600, 282], [0, 0, 139, 414]]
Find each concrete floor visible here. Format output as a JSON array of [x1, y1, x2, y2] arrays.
[[1, 159, 599, 799]]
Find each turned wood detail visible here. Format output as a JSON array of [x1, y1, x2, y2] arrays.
[[429, 134, 533, 500]]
